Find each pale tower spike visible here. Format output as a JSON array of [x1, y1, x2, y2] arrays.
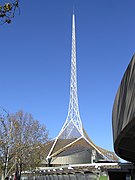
[[47, 13, 84, 160], [65, 13, 83, 134], [46, 13, 119, 163]]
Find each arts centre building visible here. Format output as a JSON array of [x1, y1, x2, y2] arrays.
[[41, 14, 118, 167]]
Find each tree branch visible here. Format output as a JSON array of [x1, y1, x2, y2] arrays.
[[0, 0, 20, 25]]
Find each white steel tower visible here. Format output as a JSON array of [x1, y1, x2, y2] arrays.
[[47, 14, 83, 160], [48, 14, 83, 158], [58, 13, 83, 139], [46, 14, 118, 163], [66, 14, 83, 136]]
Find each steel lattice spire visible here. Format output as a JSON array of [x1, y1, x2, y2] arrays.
[[46, 14, 118, 163], [46, 14, 84, 160], [53, 13, 83, 140], [64, 14, 83, 135]]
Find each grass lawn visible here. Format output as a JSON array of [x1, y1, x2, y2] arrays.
[[99, 176, 108, 180]]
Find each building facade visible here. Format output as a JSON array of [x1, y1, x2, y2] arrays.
[[112, 54, 135, 162]]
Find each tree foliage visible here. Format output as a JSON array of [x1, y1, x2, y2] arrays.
[[0, 0, 19, 25], [0, 108, 49, 179]]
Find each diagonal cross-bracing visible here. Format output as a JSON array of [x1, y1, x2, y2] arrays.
[[46, 14, 119, 163], [47, 14, 83, 160]]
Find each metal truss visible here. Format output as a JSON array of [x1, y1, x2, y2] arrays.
[[46, 14, 118, 163], [47, 14, 83, 160]]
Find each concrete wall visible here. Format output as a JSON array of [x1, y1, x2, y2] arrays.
[[51, 150, 92, 165]]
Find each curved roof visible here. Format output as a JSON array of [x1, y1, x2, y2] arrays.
[[45, 128, 118, 163], [112, 53, 135, 162]]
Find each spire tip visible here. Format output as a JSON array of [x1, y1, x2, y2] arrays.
[[73, 6, 75, 15]]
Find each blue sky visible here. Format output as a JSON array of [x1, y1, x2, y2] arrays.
[[0, 0, 135, 153]]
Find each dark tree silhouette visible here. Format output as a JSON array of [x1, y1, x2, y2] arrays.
[[0, 0, 20, 25]]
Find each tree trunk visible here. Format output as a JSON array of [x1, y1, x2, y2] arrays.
[[1, 172, 5, 180]]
